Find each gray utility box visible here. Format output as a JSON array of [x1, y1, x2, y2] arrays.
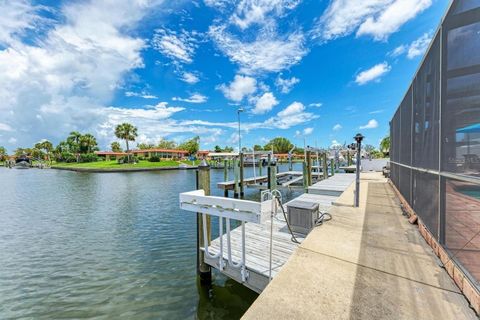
[[286, 201, 319, 236]]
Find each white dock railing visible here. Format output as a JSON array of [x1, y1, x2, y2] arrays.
[[179, 190, 272, 282]]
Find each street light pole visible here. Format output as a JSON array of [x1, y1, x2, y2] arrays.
[[354, 133, 364, 207], [237, 108, 244, 152]]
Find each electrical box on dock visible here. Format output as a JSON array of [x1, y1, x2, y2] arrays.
[[286, 201, 319, 235]]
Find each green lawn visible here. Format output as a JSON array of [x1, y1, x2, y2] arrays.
[[53, 160, 187, 169]]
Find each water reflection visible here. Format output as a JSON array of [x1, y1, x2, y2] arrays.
[[0, 164, 302, 319]]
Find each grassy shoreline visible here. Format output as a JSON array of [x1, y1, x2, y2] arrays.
[[51, 160, 199, 172]]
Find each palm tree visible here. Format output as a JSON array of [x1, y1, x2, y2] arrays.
[[80, 134, 97, 153], [380, 136, 390, 156], [0, 146, 7, 162], [35, 140, 53, 163], [111, 141, 122, 152], [67, 131, 82, 162], [115, 123, 138, 163]]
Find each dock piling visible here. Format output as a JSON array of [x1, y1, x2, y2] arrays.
[[196, 160, 212, 284], [306, 150, 312, 186], [302, 161, 308, 192], [223, 159, 229, 197], [233, 157, 239, 198], [331, 158, 335, 176], [323, 153, 328, 180], [239, 153, 245, 199]]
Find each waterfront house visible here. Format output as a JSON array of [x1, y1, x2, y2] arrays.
[[131, 148, 189, 160], [95, 151, 128, 161]]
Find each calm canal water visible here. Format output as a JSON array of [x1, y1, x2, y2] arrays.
[[0, 164, 303, 319]]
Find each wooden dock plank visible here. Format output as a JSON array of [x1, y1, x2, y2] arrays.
[[203, 172, 356, 292]]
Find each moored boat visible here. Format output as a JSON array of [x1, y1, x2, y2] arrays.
[[15, 155, 31, 169]]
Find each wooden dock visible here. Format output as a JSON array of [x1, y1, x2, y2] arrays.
[[308, 173, 356, 196], [217, 171, 325, 191], [203, 173, 356, 293]]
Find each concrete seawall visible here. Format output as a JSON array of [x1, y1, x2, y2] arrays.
[[242, 172, 477, 319]]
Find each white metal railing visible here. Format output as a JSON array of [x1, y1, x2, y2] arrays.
[[179, 190, 272, 282]]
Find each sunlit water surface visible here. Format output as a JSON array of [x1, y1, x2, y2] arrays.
[[0, 164, 303, 319]]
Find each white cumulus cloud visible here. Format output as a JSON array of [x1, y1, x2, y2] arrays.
[[407, 33, 432, 59], [230, 0, 301, 30], [218, 74, 257, 102], [303, 127, 314, 135], [0, 0, 154, 148], [275, 75, 300, 93], [333, 124, 342, 131], [355, 62, 391, 85], [209, 25, 308, 74], [172, 93, 208, 104], [390, 32, 432, 59], [152, 28, 199, 64], [314, 0, 432, 41], [359, 119, 379, 129], [125, 91, 158, 99], [180, 72, 200, 84], [252, 92, 279, 114]]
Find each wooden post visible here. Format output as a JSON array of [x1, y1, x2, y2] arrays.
[[259, 159, 263, 176], [239, 152, 244, 199], [267, 165, 271, 190], [347, 152, 352, 166], [323, 153, 328, 180], [197, 160, 211, 284], [223, 159, 228, 181], [302, 161, 308, 193], [268, 161, 277, 190], [271, 161, 277, 190], [331, 158, 335, 176], [223, 159, 229, 197], [306, 150, 312, 186], [233, 157, 239, 198]]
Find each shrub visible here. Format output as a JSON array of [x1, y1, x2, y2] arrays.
[[56, 152, 76, 163], [79, 153, 99, 163], [119, 155, 137, 164], [149, 155, 160, 162]]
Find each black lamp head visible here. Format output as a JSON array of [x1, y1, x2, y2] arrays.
[[354, 133, 364, 143]]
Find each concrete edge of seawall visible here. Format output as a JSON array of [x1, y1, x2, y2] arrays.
[[50, 166, 198, 173], [242, 172, 478, 319]]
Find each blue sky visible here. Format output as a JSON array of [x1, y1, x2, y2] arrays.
[[0, 0, 450, 151]]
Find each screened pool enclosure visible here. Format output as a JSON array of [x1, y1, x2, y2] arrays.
[[390, 0, 480, 289]]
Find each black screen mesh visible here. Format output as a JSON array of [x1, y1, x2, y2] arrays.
[[413, 172, 439, 237], [442, 19, 480, 178], [389, 1, 480, 288], [400, 88, 413, 166], [413, 34, 440, 170]]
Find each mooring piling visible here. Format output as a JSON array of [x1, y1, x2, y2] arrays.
[[330, 158, 335, 176], [233, 157, 239, 198], [323, 153, 328, 180], [306, 150, 312, 186], [239, 152, 245, 199], [196, 160, 212, 284], [302, 161, 308, 192]]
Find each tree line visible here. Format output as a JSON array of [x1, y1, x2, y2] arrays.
[[0, 125, 391, 163]]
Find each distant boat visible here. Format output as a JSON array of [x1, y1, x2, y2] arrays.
[[15, 155, 31, 169]]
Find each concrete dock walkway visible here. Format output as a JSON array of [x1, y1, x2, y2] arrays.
[[243, 172, 477, 319]]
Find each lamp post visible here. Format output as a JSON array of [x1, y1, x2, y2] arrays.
[[354, 133, 364, 207], [237, 107, 244, 153]]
